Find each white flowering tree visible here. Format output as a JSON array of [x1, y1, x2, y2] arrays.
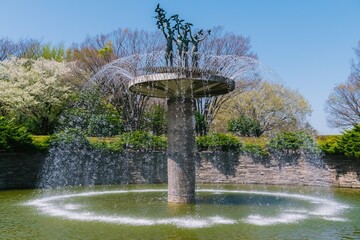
[[0, 57, 74, 134]]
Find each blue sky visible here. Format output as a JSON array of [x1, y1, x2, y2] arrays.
[[1, 0, 359, 134]]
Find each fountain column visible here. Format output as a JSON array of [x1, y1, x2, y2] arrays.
[[128, 71, 234, 204], [167, 97, 196, 204]]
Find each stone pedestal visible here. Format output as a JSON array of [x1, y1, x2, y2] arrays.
[[167, 97, 196, 204]]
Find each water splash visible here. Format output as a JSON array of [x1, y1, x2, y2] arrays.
[[89, 51, 277, 93], [25, 189, 350, 228]]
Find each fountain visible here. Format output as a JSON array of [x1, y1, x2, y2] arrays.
[[91, 5, 255, 204], [2, 5, 359, 240], [127, 8, 236, 204]]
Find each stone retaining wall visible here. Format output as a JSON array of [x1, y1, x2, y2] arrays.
[[0, 152, 46, 190], [196, 152, 360, 188], [0, 152, 359, 190]]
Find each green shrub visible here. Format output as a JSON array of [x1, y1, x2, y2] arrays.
[[337, 125, 360, 159], [114, 131, 167, 151], [241, 143, 269, 157], [50, 128, 90, 146], [58, 90, 123, 137], [195, 111, 208, 136], [268, 131, 319, 154], [316, 135, 342, 155], [143, 104, 167, 136], [228, 115, 262, 137], [196, 133, 241, 152], [90, 139, 122, 152], [31, 135, 51, 151], [0, 117, 34, 152]]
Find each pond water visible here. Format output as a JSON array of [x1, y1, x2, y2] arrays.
[[1, 184, 359, 240]]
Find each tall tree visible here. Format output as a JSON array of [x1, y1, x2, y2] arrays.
[[326, 41, 360, 129], [213, 81, 312, 136], [0, 38, 17, 60]]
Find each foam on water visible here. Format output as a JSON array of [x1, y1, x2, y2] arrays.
[[25, 189, 350, 228]]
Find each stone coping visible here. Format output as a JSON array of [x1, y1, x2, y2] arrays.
[[128, 67, 234, 98]]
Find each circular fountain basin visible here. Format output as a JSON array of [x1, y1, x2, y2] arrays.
[[26, 186, 350, 228], [1, 185, 359, 239], [128, 67, 235, 98]]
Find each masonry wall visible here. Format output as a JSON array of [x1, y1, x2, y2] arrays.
[[196, 152, 360, 188], [0, 153, 46, 190], [0, 152, 359, 190]]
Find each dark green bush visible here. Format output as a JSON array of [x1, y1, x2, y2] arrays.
[[269, 132, 314, 153], [196, 133, 241, 152], [142, 104, 167, 136], [195, 111, 208, 136], [58, 90, 123, 137], [50, 128, 90, 146], [114, 131, 167, 151], [337, 125, 360, 159], [268, 131, 322, 165], [228, 115, 262, 137], [0, 117, 34, 152]]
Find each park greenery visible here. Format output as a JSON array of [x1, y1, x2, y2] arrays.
[[0, 29, 359, 159]]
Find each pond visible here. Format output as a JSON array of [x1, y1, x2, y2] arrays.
[[1, 184, 359, 240]]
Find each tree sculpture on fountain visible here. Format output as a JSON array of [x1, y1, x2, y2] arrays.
[[190, 29, 211, 68], [155, 4, 210, 68]]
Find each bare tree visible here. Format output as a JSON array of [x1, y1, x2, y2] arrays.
[[200, 26, 257, 58], [16, 38, 43, 59], [0, 38, 43, 60], [326, 41, 360, 129], [69, 29, 164, 131], [68, 28, 164, 78], [194, 26, 259, 135], [0, 38, 17, 60]]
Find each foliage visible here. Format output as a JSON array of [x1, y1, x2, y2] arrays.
[[114, 131, 167, 151], [238, 137, 269, 157], [58, 88, 123, 137], [326, 41, 360, 129], [89, 138, 121, 152], [195, 111, 207, 136], [50, 128, 90, 146], [268, 131, 319, 155], [41, 44, 65, 62], [142, 103, 167, 135], [214, 81, 312, 136], [240, 143, 269, 158], [98, 41, 115, 61], [228, 115, 261, 137], [0, 117, 34, 152], [31, 135, 51, 151], [0, 57, 74, 134], [316, 135, 342, 155], [196, 133, 241, 152], [337, 125, 360, 159]]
